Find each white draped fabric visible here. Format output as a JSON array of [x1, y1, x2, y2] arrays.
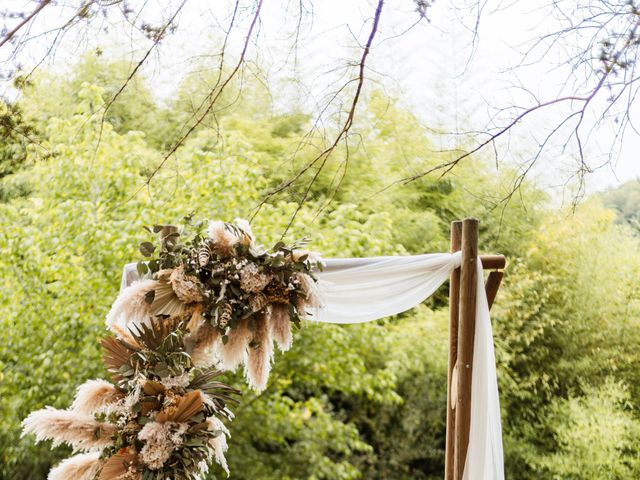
[[120, 252, 504, 480]]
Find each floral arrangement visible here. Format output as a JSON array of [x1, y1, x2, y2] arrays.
[[22, 218, 323, 480]]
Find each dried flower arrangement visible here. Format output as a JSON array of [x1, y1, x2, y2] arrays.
[[22, 218, 323, 479]]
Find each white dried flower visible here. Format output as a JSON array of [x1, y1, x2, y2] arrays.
[[292, 249, 324, 266], [160, 372, 191, 389], [138, 421, 189, 470]]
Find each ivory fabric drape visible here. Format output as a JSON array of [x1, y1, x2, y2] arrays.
[[120, 252, 504, 480]]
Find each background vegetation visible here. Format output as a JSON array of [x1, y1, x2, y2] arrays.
[[1, 56, 640, 479]]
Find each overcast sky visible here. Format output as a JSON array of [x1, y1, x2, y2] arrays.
[[2, 0, 638, 196]]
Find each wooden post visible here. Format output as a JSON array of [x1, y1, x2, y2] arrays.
[[444, 221, 462, 480], [454, 218, 478, 480]]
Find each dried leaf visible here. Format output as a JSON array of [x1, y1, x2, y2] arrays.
[[98, 451, 139, 480], [157, 391, 203, 423]]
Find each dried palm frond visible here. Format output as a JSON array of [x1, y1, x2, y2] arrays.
[[101, 337, 137, 380], [98, 451, 139, 480], [48, 451, 103, 480], [142, 380, 165, 396], [245, 312, 274, 392], [22, 407, 116, 450], [270, 304, 292, 352], [71, 380, 122, 414], [156, 390, 204, 423], [218, 319, 251, 371], [149, 280, 186, 317], [190, 370, 240, 414], [129, 316, 186, 351]]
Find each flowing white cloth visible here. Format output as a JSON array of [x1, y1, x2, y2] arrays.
[[120, 253, 504, 480]]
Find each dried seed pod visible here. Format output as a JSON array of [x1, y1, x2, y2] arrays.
[[218, 302, 233, 328]]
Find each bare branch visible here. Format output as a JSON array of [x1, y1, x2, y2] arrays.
[[253, 0, 385, 235], [0, 0, 51, 50]]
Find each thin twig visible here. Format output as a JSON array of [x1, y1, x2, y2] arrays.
[[0, 0, 51, 49]]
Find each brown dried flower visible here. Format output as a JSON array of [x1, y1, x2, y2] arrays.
[[239, 263, 272, 294], [170, 265, 205, 304]]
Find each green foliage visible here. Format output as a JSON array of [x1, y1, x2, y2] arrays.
[[601, 180, 640, 231], [535, 379, 640, 479], [1, 56, 639, 480], [494, 204, 640, 478]]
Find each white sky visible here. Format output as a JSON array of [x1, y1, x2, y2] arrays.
[[2, 0, 638, 195]]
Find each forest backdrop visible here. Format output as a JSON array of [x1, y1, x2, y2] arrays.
[[1, 56, 640, 479]]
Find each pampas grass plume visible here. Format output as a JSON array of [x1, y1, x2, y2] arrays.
[[207, 417, 230, 476], [22, 407, 115, 450], [218, 319, 252, 370], [48, 452, 102, 480], [192, 323, 221, 367], [270, 304, 292, 352], [245, 312, 273, 392], [71, 379, 121, 414], [207, 221, 239, 257], [105, 279, 157, 339]]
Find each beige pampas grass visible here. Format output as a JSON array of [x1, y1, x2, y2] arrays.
[[71, 380, 122, 414], [218, 319, 252, 370], [295, 273, 322, 311], [48, 452, 102, 480], [270, 304, 292, 352], [22, 407, 116, 450], [207, 417, 230, 476], [245, 312, 273, 392], [207, 221, 240, 257], [192, 323, 221, 367], [106, 279, 158, 340]]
